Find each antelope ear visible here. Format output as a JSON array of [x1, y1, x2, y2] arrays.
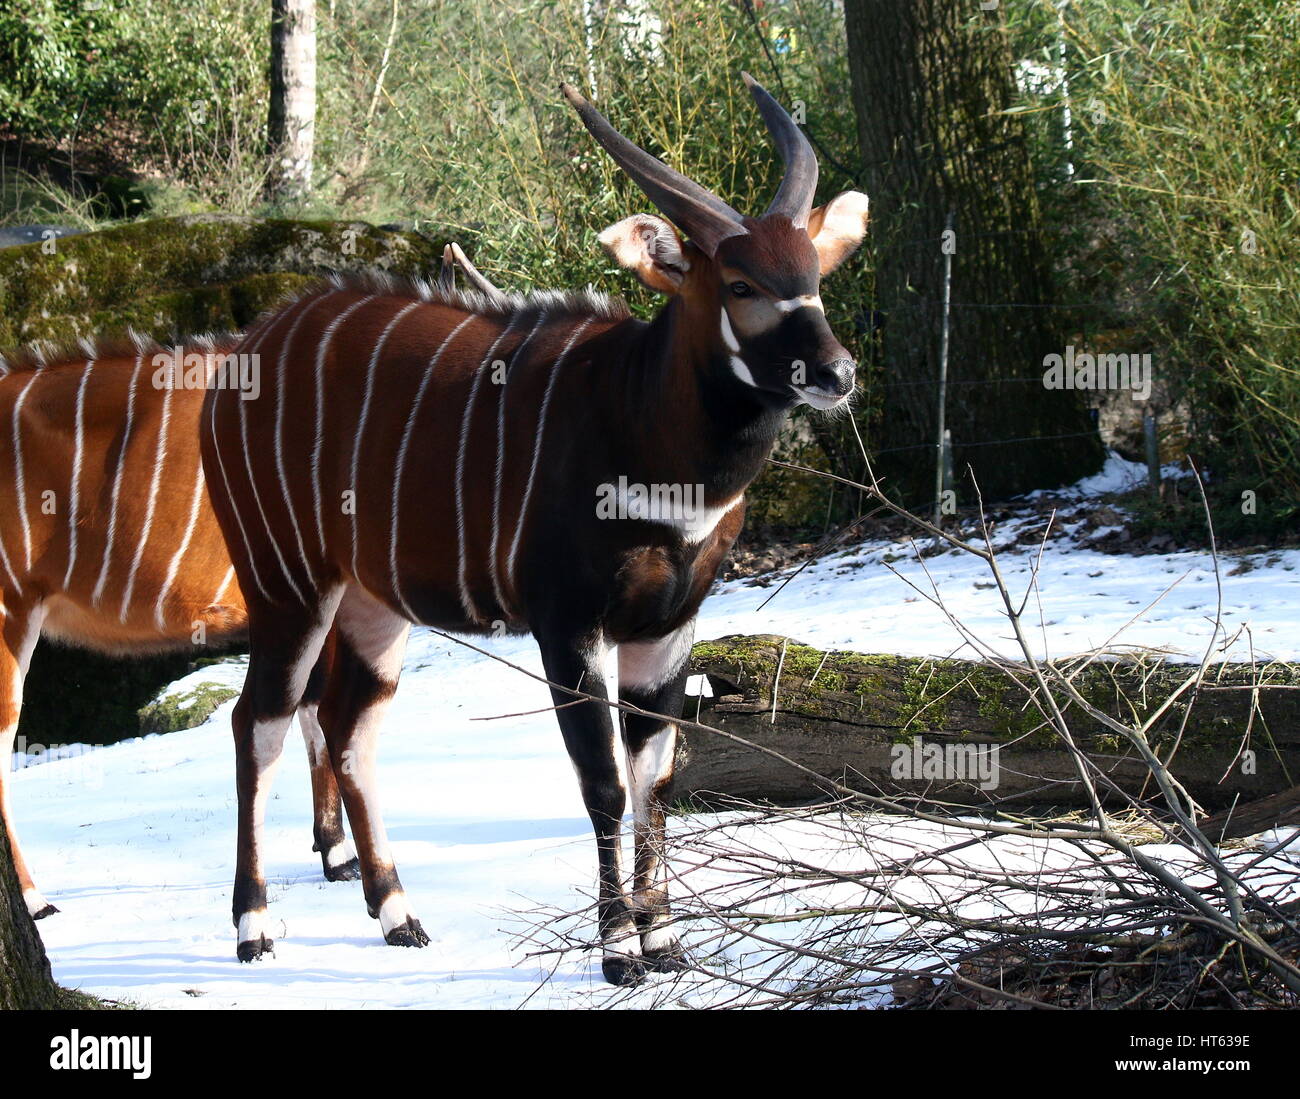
[[598, 214, 689, 294], [807, 191, 870, 275]]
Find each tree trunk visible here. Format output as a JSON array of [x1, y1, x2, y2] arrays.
[[672, 637, 1300, 812], [266, 0, 317, 200], [0, 814, 59, 1009], [841, 1, 1103, 505]]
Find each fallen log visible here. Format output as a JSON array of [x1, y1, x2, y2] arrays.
[[672, 636, 1300, 812], [1196, 786, 1300, 843]]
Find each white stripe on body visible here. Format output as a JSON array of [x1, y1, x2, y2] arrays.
[[11, 372, 38, 572], [504, 319, 592, 596], [92, 353, 145, 606], [119, 375, 173, 622], [207, 329, 280, 604], [348, 301, 423, 584], [389, 314, 477, 622], [62, 360, 95, 589], [454, 313, 525, 625], [274, 293, 337, 596], [237, 297, 320, 605], [211, 566, 236, 606], [489, 312, 549, 620], [153, 458, 207, 629], [312, 295, 377, 557]]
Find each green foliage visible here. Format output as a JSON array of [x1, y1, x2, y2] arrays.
[[1126, 476, 1300, 546], [313, 0, 862, 302], [0, 0, 268, 212], [0, 0, 122, 134], [1008, 0, 1300, 518]]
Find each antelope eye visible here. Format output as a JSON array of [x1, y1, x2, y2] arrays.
[[729, 281, 753, 298]]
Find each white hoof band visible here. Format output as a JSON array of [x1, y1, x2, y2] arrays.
[[23, 888, 51, 917], [643, 924, 680, 954], [238, 908, 271, 944], [377, 893, 418, 937]]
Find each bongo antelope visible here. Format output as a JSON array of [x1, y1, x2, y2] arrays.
[[0, 246, 498, 919], [0, 335, 364, 920], [202, 73, 869, 983]]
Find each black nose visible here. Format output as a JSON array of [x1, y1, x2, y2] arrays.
[[813, 358, 856, 396]]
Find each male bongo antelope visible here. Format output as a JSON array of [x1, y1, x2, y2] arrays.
[[202, 74, 870, 983], [0, 335, 365, 919]]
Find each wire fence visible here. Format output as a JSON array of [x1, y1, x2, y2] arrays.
[[850, 285, 1138, 488], [873, 428, 1100, 459]]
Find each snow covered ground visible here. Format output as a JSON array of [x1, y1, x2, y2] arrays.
[[16, 454, 1300, 1008]]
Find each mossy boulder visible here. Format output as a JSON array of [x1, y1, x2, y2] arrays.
[[0, 214, 447, 346], [137, 681, 240, 736], [17, 645, 236, 748], [676, 635, 1300, 810]]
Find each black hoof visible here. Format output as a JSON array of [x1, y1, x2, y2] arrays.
[[602, 955, 647, 986], [644, 943, 691, 973], [237, 935, 274, 962], [31, 903, 59, 921], [384, 919, 430, 948], [324, 856, 361, 882]]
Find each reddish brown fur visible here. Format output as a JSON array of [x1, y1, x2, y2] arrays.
[[0, 337, 351, 915]]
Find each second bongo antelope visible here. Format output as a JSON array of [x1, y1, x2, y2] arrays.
[[0, 335, 368, 919]]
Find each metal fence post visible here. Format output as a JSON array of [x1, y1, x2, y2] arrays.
[[1143, 409, 1161, 494], [934, 210, 954, 526]]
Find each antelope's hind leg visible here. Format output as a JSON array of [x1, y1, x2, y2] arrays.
[[232, 590, 343, 962], [618, 624, 692, 972], [299, 638, 359, 882], [317, 586, 425, 947], [0, 601, 55, 919]]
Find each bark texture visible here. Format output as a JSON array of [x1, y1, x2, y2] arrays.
[[842, 0, 1103, 503], [0, 813, 59, 1009]]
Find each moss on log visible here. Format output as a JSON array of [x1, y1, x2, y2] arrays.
[[675, 635, 1300, 811]]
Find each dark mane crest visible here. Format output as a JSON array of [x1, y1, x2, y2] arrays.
[[305, 270, 632, 323], [0, 328, 239, 378]]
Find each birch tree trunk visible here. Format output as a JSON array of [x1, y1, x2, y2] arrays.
[[266, 0, 317, 200]]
